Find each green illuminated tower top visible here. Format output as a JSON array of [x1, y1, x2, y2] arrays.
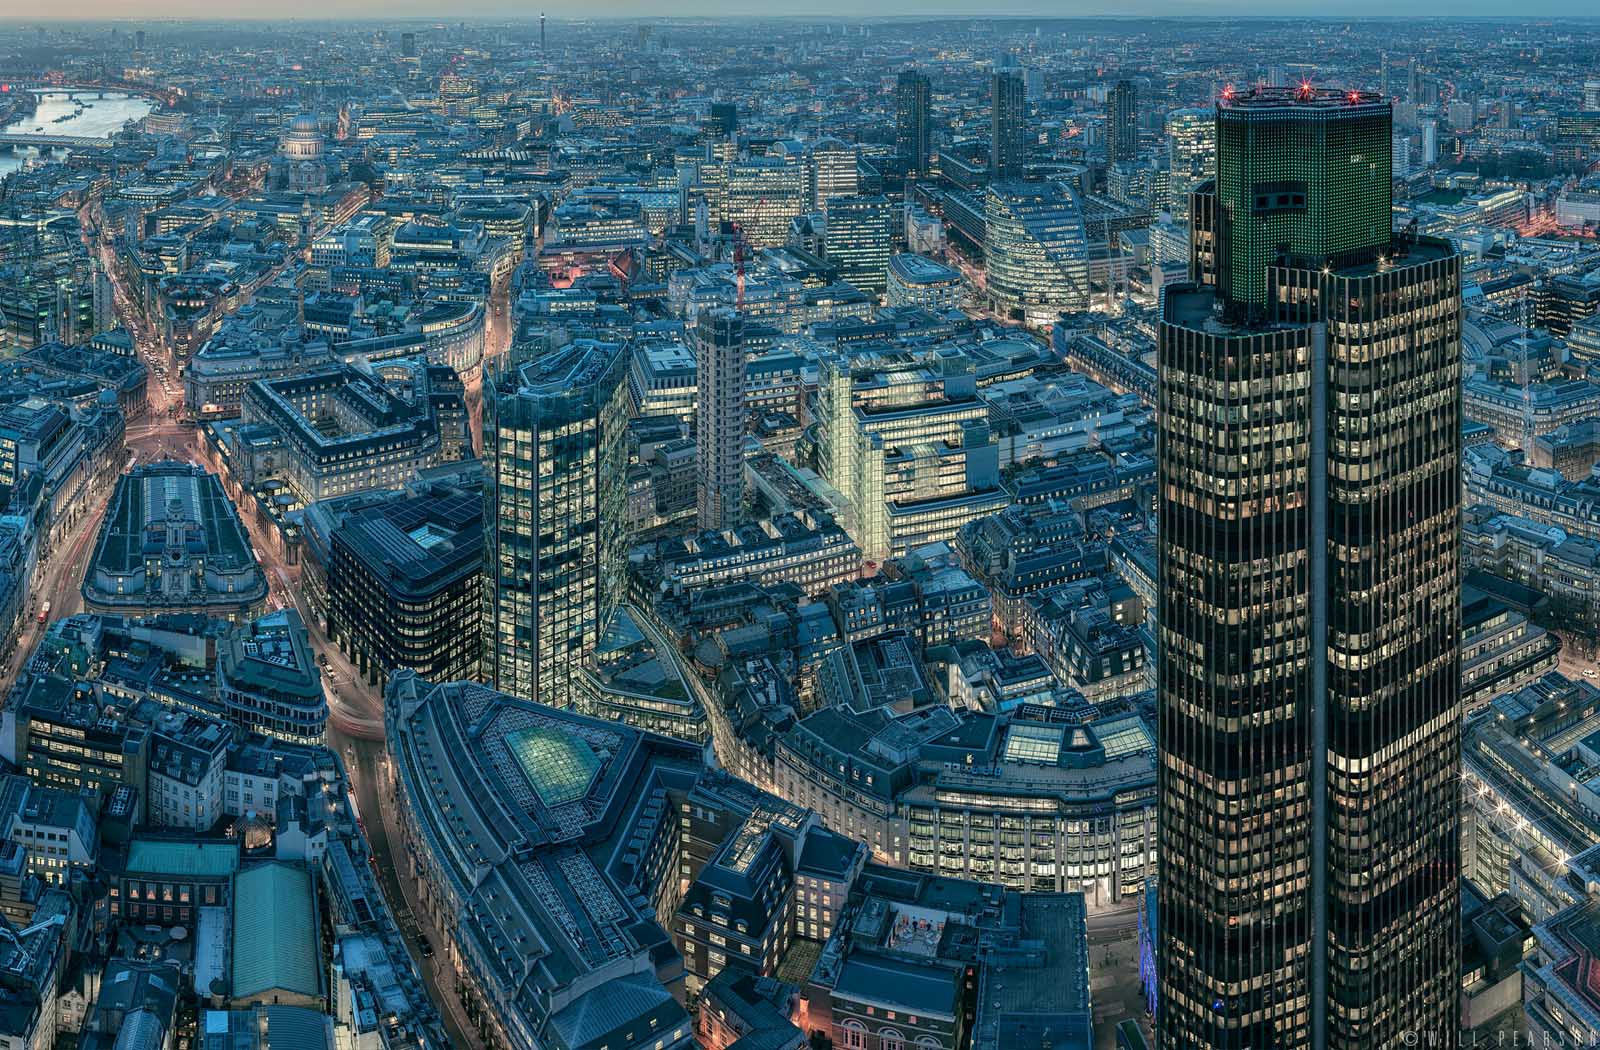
[[1215, 84, 1392, 312]]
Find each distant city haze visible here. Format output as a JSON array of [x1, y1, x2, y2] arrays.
[[21, 1, 1600, 17]]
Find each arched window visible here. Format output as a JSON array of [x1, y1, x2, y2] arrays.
[[879, 1027, 905, 1050], [915, 1038, 942, 1050], [840, 1020, 867, 1049]]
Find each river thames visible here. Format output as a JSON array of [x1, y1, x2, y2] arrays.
[[0, 91, 156, 182]]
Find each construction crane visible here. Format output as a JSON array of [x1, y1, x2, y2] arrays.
[[1520, 286, 1535, 455], [731, 220, 748, 311]]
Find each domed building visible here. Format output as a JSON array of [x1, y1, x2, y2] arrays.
[[272, 113, 329, 194]]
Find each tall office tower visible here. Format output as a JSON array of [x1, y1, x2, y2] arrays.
[[1392, 131, 1413, 178], [1107, 79, 1140, 166], [1422, 119, 1438, 167], [400, 30, 416, 58], [708, 102, 738, 137], [1165, 107, 1216, 222], [1157, 86, 1462, 1050], [824, 194, 894, 294], [695, 310, 745, 531], [809, 137, 860, 210], [991, 70, 1027, 180], [725, 156, 806, 247], [896, 70, 933, 177], [483, 341, 629, 709], [1587, 79, 1600, 111]]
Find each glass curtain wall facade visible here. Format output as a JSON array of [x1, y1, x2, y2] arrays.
[[984, 180, 1090, 326], [1158, 85, 1463, 1050], [896, 70, 933, 177], [1166, 108, 1216, 223], [483, 341, 629, 708]]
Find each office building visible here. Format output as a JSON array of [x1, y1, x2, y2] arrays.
[[726, 157, 808, 248], [1209, 85, 1393, 313], [1158, 86, 1462, 1048], [385, 673, 843, 1050], [984, 180, 1091, 325], [234, 361, 466, 507], [696, 309, 746, 532], [483, 341, 630, 709], [991, 70, 1027, 180], [896, 70, 933, 177], [326, 484, 482, 691], [886, 253, 963, 312], [709, 102, 738, 136], [1107, 80, 1140, 166], [823, 195, 894, 294], [809, 137, 860, 210], [1165, 107, 1215, 222], [215, 610, 329, 745]]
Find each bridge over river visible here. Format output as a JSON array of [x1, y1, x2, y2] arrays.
[[0, 131, 113, 149]]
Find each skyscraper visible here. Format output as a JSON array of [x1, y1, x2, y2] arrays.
[[400, 30, 416, 59], [991, 70, 1027, 180], [1157, 86, 1462, 1050], [809, 137, 860, 210], [824, 194, 894, 293], [483, 341, 629, 709], [1165, 107, 1215, 222], [896, 70, 932, 177], [695, 309, 745, 531], [1107, 79, 1140, 166]]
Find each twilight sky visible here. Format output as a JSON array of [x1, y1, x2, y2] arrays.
[[18, 2, 1600, 18]]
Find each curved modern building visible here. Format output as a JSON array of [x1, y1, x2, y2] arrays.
[[770, 700, 1157, 909], [386, 673, 698, 1050], [983, 180, 1089, 328], [886, 253, 963, 312]]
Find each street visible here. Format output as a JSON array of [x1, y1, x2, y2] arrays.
[[334, 724, 484, 1049]]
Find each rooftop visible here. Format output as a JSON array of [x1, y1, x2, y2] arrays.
[[232, 862, 320, 1002]]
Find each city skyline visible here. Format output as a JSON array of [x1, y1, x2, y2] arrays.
[[0, 10, 1596, 1050], [13, 5, 1600, 19]]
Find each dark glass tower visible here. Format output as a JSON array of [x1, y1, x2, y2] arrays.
[[1107, 79, 1140, 166], [991, 70, 1026, 180], [896, 70, 932, 177], [1157, 86, 1462, 1050], [483, 341, 629, 708]]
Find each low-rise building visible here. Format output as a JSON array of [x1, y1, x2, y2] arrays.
[[83, 462, 268, 622], [886, 254, 963, 312], [216, 610, 328, 744]]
